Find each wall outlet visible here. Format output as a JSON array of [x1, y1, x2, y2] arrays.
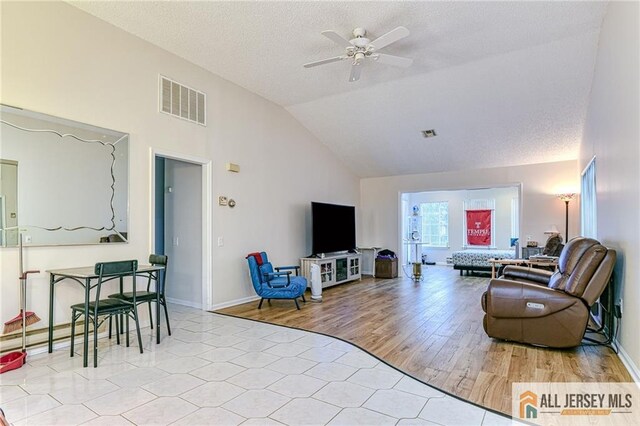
[[217, 237, 224, 247]]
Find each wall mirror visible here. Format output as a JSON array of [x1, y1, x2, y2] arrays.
[[0, 105, 129, 247]]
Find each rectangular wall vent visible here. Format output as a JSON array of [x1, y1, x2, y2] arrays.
[[159, 75, 206, 126]]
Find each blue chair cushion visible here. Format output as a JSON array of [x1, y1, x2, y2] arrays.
[[260, 276, 307, 299]]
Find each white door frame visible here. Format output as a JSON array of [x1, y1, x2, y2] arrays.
[[150, 148, 213, 311], [0, 195, 5, 246]]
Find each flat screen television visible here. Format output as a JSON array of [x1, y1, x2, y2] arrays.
[[311, 202, 356, 255]]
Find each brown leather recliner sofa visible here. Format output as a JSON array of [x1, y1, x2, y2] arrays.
[[481, 237, 616, 348]]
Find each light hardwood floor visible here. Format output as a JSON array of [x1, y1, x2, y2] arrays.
[[217, 265, 632, 414]]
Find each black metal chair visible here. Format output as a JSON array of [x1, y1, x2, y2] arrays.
[[108, 254, 171, 338], [70, 260, 143, 367]]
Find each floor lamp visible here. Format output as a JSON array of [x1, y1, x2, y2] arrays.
[[557, 193, 576, 242]]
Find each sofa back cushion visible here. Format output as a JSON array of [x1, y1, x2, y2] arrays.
[[548, 237, 614, 303]]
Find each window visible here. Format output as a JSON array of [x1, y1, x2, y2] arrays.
[[581, 157, 602, 323], [581, 157, 597, 238], [419, 202, 449, 247]]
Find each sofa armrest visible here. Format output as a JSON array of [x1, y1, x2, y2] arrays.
[[503, 265, 553, 285], [486, 278, 582, 319]]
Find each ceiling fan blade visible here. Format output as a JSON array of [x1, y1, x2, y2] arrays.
[[321, 30, 353, 48], [304, 56, 347, 68], [349, 63, 362, 82], [372, 53, 413, 68], [369, 26, 410, 50]]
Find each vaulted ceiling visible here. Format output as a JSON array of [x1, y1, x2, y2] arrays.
[[70, 1, 607, 177]]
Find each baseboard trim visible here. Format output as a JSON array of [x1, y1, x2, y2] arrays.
[[616, 340, 640, 384], [210, 295, 260, 311], [166, 297, 203, 310], [27, 330, 110, 357]]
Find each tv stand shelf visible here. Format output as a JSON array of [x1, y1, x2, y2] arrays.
[[300, 253, 361, 289]]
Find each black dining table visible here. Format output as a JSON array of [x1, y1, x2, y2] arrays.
[[46, 264, 165, 367]]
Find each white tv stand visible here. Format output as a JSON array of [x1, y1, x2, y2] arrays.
[[300, 253, 361, 289]]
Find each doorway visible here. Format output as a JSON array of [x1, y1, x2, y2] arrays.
[[152, 150, 212, 310], [399, 185, 522, 268]]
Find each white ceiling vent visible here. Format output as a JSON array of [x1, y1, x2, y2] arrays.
[[159, 75, 206, 126], [421, 129, 437, 138]]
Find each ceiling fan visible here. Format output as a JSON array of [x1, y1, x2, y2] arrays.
[[304, 26, 413, 82]]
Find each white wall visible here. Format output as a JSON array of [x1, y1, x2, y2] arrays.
[[360, 161, 579, 257], [0, 2, 359, 332], [579, 2, 640, 377], [405, 186, 519, 264]]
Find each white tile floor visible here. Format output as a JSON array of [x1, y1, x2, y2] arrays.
[[0, 305, 513, 425]]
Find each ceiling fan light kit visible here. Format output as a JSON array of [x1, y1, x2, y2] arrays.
[[304, 26, 413, 82]]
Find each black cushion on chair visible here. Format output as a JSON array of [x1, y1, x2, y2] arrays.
[[109, 291, 158, 302], [70, 298, 132, 314]]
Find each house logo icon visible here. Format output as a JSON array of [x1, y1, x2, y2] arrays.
[[520, 391, 538, 419]]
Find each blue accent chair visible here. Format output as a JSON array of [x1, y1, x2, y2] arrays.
[[246, 252, 307, 309]]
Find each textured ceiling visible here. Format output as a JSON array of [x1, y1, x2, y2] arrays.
[[70, 1, 607, 177]]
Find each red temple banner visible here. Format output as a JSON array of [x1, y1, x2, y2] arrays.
[[466, 209, 492, 246]]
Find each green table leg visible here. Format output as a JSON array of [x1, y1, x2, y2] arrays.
[[156, 273, 161, 344], [48, 274, 55, 353], [83, 278, 90, 368], [119, 276, 124, 335]]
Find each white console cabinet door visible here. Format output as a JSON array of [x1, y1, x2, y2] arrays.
[[318, 259, 336, 287], [348, 255, 361, 280]]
